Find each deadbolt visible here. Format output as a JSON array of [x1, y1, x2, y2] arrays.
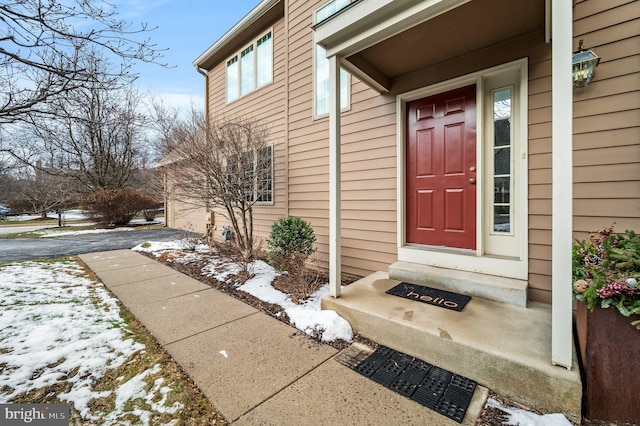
[[469, 178, 476, 184], [469, 166, 476, 172]]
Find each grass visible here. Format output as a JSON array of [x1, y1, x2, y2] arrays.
[[8, 305, 226, 424], [84, 305, 226, 425], [2, 258, 227, 425]]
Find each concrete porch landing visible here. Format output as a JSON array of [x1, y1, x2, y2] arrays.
[[321, 271, 582, 422]]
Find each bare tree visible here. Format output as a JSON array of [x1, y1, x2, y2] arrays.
[[17, 54, 149, 193], [0, 0, 164, 124], [163, 114, 271, 259], [5, 162, 77, 218]]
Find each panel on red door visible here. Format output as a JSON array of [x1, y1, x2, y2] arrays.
[[406, 85, 476, 249]]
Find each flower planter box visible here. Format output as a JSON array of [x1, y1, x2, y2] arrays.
[[576, 302, 640, 424]]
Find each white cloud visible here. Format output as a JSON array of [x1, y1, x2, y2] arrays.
[[143, 91, 204, 118]]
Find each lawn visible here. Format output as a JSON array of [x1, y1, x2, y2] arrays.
[[0, 257, 224, 425]]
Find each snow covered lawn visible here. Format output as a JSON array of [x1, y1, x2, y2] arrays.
[[0, 258, 222, 425]]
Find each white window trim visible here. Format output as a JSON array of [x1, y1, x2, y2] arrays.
[[313, 44, 351, 118], [396, 58, 529, 280], [227, 145, 274, 206], [225, 28, 273, 104], [254, 144, 274, 205], [316, 0, 351, 24]]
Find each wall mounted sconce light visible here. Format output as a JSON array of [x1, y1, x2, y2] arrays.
[[572, 40, 600, 88]]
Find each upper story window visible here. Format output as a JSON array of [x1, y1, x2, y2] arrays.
[[315, 45, 350, 117], [314, 1, 350, 117], [316, 0, 350, 23], [227, 31, 273, 103]]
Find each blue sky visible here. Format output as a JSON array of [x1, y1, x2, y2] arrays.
[[115, 0, 260, 112]]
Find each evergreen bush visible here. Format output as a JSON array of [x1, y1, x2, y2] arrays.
[[267, 216, 316, 272]]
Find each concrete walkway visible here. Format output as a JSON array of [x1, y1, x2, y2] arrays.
[[79, 249, 489, 425]]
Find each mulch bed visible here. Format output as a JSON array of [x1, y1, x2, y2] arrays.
[[138, 247, 360, 350]]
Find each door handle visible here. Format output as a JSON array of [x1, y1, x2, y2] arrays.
[[469, 178, 476, 184]]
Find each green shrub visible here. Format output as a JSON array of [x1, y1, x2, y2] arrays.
[[267, 216, 316, 272]]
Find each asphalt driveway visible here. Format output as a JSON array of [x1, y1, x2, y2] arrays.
[[0, 227, 186, 263]]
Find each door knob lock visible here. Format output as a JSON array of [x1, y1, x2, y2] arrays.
[[469, 178, 476, 184], [469, 166, 476, 172]]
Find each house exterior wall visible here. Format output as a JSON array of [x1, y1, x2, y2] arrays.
[[170, 0, 638, 304], [287, 0, 399, 277], [572, 0, 639, 236], [172, 17, 289, 239]]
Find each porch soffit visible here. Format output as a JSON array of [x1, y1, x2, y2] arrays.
[[315, 0, 545, 92]]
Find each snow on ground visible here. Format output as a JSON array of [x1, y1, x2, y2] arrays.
[[2, 209, 164, 226], [35, 227, 136, 237], [0, 259, 183, 423], [2, 209, 91, 222], [134, 241, 354, 342], [487, 398, 573, 426]]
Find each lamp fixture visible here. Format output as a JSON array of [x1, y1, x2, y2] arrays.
[[572, 40, 600, 88]]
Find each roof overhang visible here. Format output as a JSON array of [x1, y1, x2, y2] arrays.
[[314, 0, 548, 93], [314, 0, 471, 59], [193, 0, 284, 71]]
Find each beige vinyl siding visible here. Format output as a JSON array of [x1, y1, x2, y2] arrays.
[[573, 0, 640, 237], [286, 0, 328, 263], [286, 0, 400, 276], [527, 39, 553, 303], [173, 18, 288, 239], [172, 0, 636, 306], [522, 0, 640, 301]]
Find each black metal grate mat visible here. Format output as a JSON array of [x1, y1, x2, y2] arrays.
[[354, 346, 477, 423]]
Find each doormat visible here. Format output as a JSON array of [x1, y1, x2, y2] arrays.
[[386, 282, 471, 312], [354, 346, 477, 423]]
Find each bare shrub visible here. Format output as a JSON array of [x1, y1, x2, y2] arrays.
[[161, 114, 271, 261], [177, 223, 202, 251], [84, 188, 151, 225]]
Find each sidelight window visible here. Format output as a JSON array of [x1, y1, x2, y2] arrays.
[[492, 87, 513, 233]]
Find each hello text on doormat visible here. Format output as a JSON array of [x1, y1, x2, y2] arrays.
[[386, 282, 471, 312]]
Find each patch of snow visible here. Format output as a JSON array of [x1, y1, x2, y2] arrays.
[[4, 209, 91, 222], [487, 398, 573, 426], [37, 227, 136, 237], [204, 257, 353, 342], [140, 241, 353, 342], [133, 240, 190, 253], [0, 259, 183, 423], [0, 260, 144, 417]]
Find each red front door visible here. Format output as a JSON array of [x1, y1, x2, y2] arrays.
[[406, 85, 477, 249]]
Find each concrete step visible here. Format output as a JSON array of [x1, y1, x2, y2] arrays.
[[321, 271, 582, 423], [389, 261, 528, 307]]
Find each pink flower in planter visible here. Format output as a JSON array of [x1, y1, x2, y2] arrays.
[[597, 280, 639, 299]]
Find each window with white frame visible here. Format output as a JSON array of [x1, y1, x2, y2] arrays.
[[492, 87, 513, 233], [316, 0, 350, 23], [315, 45, 350, 117], [227, 146, 273, 204], [226, 31, 273, 102], [314, 1, 350, 117], [255, 146, 273, 203]]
